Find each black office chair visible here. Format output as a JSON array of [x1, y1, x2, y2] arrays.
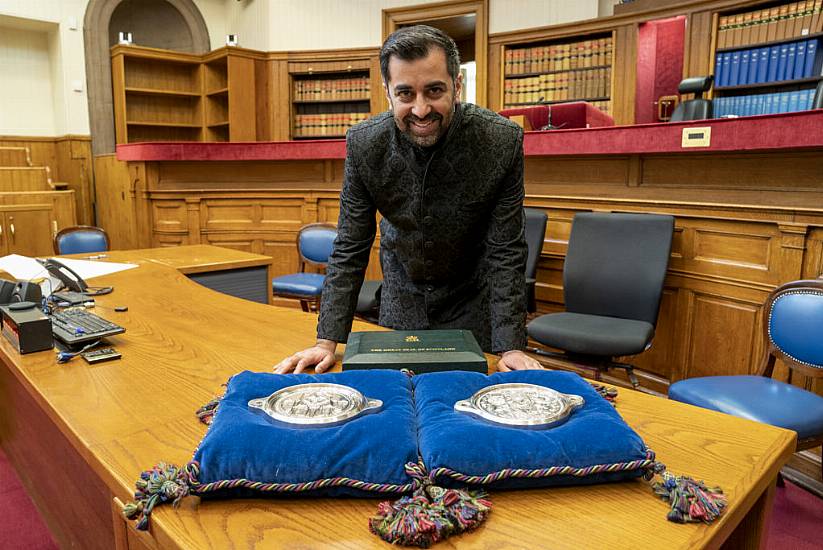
[[355, 208, 548, 321], [355, 279, 382, 323], [813, 80, 823, 110], [527, 212, 674, 388], [524, 207, 548, 313], [670, 76, 713, 122]]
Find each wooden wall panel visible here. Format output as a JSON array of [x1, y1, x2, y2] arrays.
[[685, 293, 760, 378], [92, 154, 140, 250]]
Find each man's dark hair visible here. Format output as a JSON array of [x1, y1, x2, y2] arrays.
[[380, 25, 461, 84]]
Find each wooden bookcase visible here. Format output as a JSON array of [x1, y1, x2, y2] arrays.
[[287, 53, 380, 140], [711, 0, 823, 117], [501, 32, 614, 116], [489, 19, 631, 123], [111, 47, 203, 143], [111, 45, 262, 144]]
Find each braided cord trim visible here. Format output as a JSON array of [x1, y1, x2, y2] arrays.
[[428, 448, 656, 485], [185, 461, 418, 495]]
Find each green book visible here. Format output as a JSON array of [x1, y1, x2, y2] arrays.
[[342, 329, 488, 374]]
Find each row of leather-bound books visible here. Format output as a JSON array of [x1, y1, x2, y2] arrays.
[[717, 0, 823, 49], [504, 37, 613, 76], [293, 113, 370, 137], [503, 68, 611, 106], [293, 78, 371, 102]]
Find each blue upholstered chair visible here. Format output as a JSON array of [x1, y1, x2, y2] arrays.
[[272, 223, 337, 312], [53, 225, 109, 255], [669, 279, 823, 479], [527, 212, 675, 388]]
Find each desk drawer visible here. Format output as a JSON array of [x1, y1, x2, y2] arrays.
[[188, 266, 268, 304]]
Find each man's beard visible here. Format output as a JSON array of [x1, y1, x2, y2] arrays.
[[393, 105, 453, 148]]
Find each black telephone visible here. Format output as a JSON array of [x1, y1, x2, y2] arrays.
[[40, 259, 113, 296], [42, 258, 88, 292]]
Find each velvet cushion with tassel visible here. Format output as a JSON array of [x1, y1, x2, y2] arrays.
[[414, 370, 653, 490], [193, 369, 418, 498]]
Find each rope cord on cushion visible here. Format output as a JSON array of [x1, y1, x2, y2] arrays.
[[123, 460, 419, 531], [427, 449, 726, 525]]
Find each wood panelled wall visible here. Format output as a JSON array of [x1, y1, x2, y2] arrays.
[[105, 157, 382, 308], [0, 135, 94, 226], [110, 145, 823, 394]]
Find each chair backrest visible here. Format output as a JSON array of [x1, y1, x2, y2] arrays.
[[762, 279, 823, 381], [524, 208, 547, 280], [53, 225, 110, 255], [813, 80, 823, 110], [670, 75, 713, 122], [563, 212, 674, 326], [297, 223, 337, 269]]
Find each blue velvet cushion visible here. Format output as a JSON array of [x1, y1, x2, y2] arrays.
[[193, 369, 417, 497], [271, 273, 326, 296], [414, 370, 651, 490], [669, 375, 823, 440]]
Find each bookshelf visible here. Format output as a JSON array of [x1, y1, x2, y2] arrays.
[[712, 0, 823, 117], [500, 32, 614, 116], [288, 58, 376, 139], [111, 45, 261, 144], [112, 47, 203, 143]]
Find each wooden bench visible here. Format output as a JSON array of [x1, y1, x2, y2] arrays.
[[0, 146, 32, 167], [0, 166, 61, 192]]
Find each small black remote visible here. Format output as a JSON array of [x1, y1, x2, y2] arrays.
[[81, 347, 122, 364]]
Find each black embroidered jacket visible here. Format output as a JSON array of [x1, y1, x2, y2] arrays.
[[317, 103, 527, 353]]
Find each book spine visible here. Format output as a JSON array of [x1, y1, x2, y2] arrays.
[[756, 47, 769, 83], [794, 40, 808, 79], [786, 42, 798, 80], [777, 43, 790, 80], [740, 49, 751, 84], [805, 38, 819, 76], [730, 50, 742, 86]]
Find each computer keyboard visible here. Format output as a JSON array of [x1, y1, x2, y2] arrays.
[[50, 308, 125, 346]]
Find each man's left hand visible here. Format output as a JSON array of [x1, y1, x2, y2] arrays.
[[497, 350, 544, 371]]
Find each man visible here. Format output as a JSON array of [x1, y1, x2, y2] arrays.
[[275, 25, 542, 374]]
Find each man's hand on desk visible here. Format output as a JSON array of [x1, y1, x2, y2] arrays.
[[497, 350, 544, 372], [274, 339, 337, 374]]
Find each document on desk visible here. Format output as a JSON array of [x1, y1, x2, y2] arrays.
[[0, 254, 138, 281]]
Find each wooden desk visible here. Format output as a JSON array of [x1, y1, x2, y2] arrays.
[[0, 246, 795, 549], [78, 244, 275, 304]]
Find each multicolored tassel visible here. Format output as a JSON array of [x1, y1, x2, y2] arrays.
[[589, 382, 618, 405], [647, 463, 727, 524], [369, 485, 491, 547], [195, 397, 221, 425], [122, 462, 192, 530]]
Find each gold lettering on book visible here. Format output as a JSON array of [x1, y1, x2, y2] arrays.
[[369, 347, 458, 353]]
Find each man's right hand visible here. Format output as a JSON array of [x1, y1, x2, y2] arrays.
[[274, 339, 337, 374]]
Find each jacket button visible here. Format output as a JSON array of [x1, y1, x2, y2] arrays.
[[424, 240, 434, 249], [423, 216, 434, 225], [425, 259, 433, 267], [426, 285, 434, 292]]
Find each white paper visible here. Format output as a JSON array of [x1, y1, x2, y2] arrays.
[[50, 257, 138, 280]]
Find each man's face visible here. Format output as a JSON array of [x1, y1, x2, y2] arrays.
[[384, 47, 463, 147]]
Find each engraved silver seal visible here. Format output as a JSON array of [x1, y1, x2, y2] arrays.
[[454, 383, 584, 428], [248, 383, 382, 426]]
